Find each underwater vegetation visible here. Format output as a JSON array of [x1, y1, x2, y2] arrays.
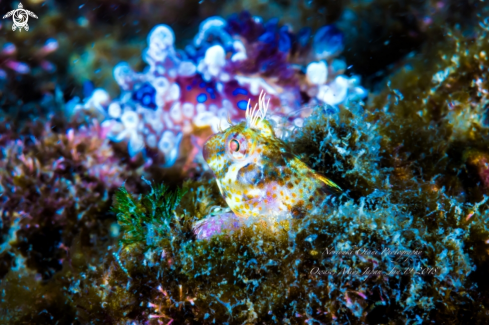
[[369, 28, 489, 203], [113, 179, 187, 247], [0, 114, 142, 280], [10, 102, 485, 324], [1, 0, 489, 324]]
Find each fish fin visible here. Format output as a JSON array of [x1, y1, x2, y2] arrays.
[[237, 163, 263, 186], [192, 213, 241, 240], [314, 174, 343, 195]]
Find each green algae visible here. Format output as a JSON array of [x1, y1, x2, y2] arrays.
[[113, 179, 188, 248]]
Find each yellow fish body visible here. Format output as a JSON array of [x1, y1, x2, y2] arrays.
[[193, 92, 342, 239]]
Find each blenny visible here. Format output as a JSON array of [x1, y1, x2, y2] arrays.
[[193, 91, 342, 239]]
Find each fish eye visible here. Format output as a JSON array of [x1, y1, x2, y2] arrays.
[[227, 133, 249, 160], [230, 139, 240, 152]]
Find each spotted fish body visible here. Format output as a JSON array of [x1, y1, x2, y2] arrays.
[[194, 92, 342, 239]]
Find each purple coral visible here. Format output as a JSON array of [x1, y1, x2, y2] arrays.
[[75, 12, 366, 170]]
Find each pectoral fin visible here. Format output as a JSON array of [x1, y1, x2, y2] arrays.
[[237, 163, 263, 186], [193, 212, 242, 240]]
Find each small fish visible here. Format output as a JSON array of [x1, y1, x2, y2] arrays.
[[193, 91, 342, 239]]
